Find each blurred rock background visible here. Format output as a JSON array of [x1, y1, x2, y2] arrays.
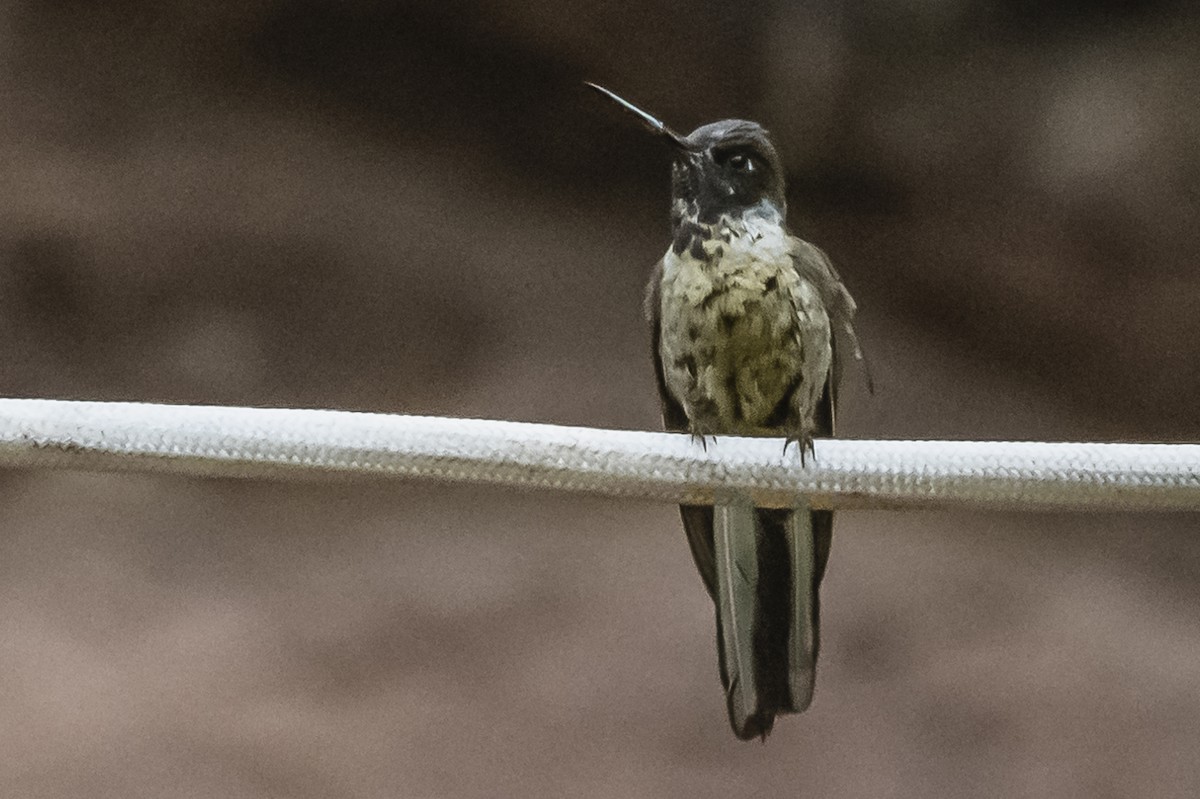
[[1, 1, 1198, 796]]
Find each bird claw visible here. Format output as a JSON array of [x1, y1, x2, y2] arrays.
[[783, 432, 816, 466]]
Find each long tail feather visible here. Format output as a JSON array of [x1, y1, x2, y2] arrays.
[[713, 494, 765, 739], [711, 499, 827, 740], [785, 501, 817, 711]]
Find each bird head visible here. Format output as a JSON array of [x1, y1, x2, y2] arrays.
[[586, 83, 786, 224]]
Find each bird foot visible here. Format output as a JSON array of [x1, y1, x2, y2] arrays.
[[783, 431, 816, 466]]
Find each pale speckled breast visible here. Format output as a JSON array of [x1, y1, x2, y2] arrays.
[[658, 214, 832, 436]]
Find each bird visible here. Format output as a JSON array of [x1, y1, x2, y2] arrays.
[[587, 82, 868, 740]]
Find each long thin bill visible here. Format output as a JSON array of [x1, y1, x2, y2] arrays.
[[584, 82, 687, 147]]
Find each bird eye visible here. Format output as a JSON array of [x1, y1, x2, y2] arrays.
[[727, 153, 755, 172]]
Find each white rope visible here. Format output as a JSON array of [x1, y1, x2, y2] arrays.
[[0, 398, 1196, 512]]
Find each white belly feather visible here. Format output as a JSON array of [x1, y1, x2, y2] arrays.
[[659, 214, 832, 436]]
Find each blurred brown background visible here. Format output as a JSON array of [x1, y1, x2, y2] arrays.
[[2, 1, 1199, 796]]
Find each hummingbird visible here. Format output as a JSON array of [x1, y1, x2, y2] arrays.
[[588, 83, 867, 740]]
